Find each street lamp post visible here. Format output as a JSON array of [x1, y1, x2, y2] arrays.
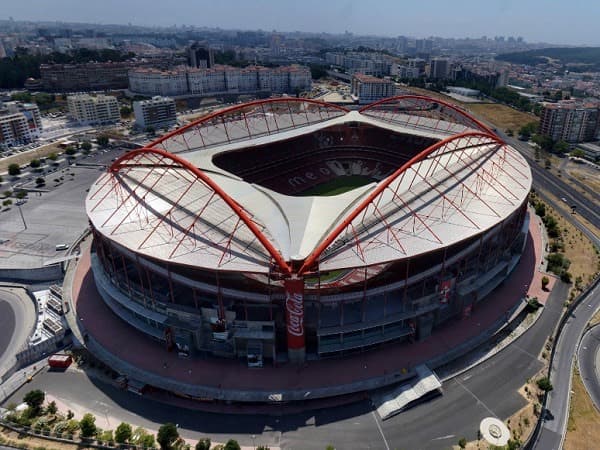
[[251, 434, 256, 450]]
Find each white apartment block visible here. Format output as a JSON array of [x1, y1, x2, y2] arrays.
[[128, 68, 188, 97], [67, 94, 120, 125], [133, 96, 177, 130], [129, 65, 311, 97], [0, 102, 42, 148], [351, 74, 395, 105]]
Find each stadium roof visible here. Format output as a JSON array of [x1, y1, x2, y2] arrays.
[[86, 96, 531, 275]]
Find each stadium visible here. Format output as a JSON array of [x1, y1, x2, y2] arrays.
[[85, 95, 532, 372]]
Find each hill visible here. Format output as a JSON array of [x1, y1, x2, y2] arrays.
[[496, 47, 600, 71]]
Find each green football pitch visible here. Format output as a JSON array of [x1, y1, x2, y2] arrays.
[[299, 175, 374, 196]]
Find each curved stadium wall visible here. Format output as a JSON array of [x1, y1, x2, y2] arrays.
[[86, 96, 532, 363]]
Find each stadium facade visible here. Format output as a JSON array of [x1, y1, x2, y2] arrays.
[[86, 96, 532, 367]]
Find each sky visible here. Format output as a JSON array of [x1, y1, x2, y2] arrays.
[[3, 0, 600, 46]]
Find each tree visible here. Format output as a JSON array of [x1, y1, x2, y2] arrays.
[[35, 177, 45, 186], [120, 106, 132, 118], [553, 140, 569, 155], [145, 126, 156, 135], [8, 163, 21, 176], [223, 440, 240, 450], [79, 413, 97, 438], [195, 438, 211, 450], [2, 199, 12, 207], [97, 135, 110, 148], [157, 423, 179, 450], [46, 400, 57, 415], [541, 276, 550, 290], [133, 427, 156, 449], [65, 146, 77, 155], [458, 437, 467, 449], [537, 377, 553, 392], [81, 141, 92, 151], [23, 390, 45, 415], [115, 422, 133, 444], [47, 152, 58, 161], [29, 158, 41, 168]]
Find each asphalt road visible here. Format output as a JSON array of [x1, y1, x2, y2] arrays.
[[499, 133, 600, 235], [0, 287, 36, 378], [0, 300, 16, 360], [4, 282, 568, 450], [578, 324, 600, 412], [534, 280, 600, 449]]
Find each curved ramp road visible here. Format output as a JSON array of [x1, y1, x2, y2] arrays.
[[0, 287, 36, 377], [578, 324, 600, 413]]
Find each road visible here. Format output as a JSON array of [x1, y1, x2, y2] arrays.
[[4, 283, 569, 450], [498, 133, 600, 237], [533, 280, 600, 449], [0, 287, 36, 379], [578, 324, 600, 413]]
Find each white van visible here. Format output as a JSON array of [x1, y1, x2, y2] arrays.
[[55, 244, 69, 251]]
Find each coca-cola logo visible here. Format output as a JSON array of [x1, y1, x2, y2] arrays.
[[286, 292, 304, 337]]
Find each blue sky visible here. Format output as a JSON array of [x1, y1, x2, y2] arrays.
[[3, 0, 599, 46]]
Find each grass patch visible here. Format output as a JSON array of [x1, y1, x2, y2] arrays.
[[466, 103, 539, 131], [564, 366, 600, 450], [299, 175, 373, 196]]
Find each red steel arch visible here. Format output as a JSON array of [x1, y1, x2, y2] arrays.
[[359, 95, 495, 135], [107, 147, 292, 274], [298, 130, 505, 274], [147, 97, 351, 152]]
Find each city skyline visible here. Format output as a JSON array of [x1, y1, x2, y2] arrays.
[[3, 0, 600, 46]]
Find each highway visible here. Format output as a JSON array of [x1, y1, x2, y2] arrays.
[[499, 133, 600, 236]]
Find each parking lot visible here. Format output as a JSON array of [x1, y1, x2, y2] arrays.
[[0, 147, 125, 269]]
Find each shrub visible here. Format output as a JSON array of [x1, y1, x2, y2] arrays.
[[79, 413, 97, 438], [47, 153, 58, 161], [195, 438, 211, 450], [23, 390, 45, 415], [81, 141, 92, 151], [541, 276, 549, 290], [458, 437, 467, 449], [537, 377, 553, 392], [45, 401, 57, 415], [224, 440, 240, 450], [157, 423, 179, 450], [3, 199, 12, 207], [30, 159, 41, 168], [8, 163, 21, 176], [115, 422, 132, 444]]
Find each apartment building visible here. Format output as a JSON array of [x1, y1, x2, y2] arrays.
[[351, 74, 395, 104], [539, 100, 600, 143], [67, 94, 120, 125], [0, 102, 42, 148], [133, 96, 176, 129], [129, 64, 311, 97]]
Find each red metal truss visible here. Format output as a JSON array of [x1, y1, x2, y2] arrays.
[[105, 148, 292, 273], [298, 131, 505, 274], [359, 95, 495, 135], [145, 97, 350, 154]]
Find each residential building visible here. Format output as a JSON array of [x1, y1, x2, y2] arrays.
[[67, 94, 120, 125], [129, 64, 311, 97], [40, 61, 143, 92], [133, 96, 176, 130], [0, 101, 42, 148], [128, 68, 188, 96], [351, 74, 395, 104], [539, 100, 600, 143]]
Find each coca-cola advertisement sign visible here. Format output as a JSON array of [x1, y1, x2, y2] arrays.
[[284, 278, 305, 349]]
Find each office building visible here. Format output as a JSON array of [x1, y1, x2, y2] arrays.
[[187, 43, 214, 69]]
